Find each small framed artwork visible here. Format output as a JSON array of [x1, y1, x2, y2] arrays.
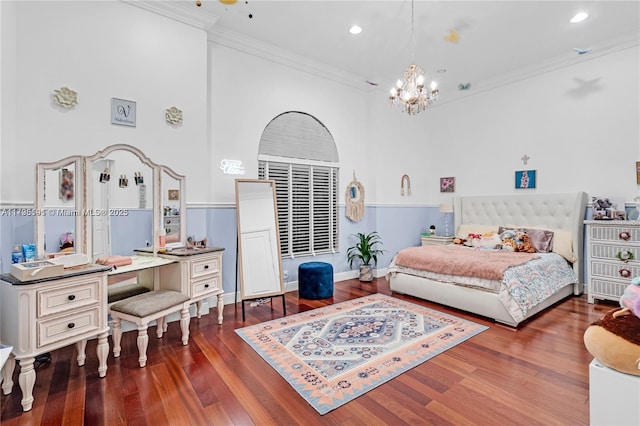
[[515, 170, 536, 189], [168, 189, 180, 201], [592, 196, 626, 220], [111, 98, 136, 127], [59, 168, 74, 200], [440, 177, 455, 193], [636, 161, 640, 184]]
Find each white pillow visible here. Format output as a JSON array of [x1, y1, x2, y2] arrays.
[[457, 224, 499, 238]]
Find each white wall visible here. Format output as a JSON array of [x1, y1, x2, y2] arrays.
[[1, 1, 208, 204], [369, 46, 640, 205]]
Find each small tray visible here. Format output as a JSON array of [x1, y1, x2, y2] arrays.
[[11, 261, 64, 282]]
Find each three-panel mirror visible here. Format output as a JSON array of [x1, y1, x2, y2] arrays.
[[35, 144, 186, 260]]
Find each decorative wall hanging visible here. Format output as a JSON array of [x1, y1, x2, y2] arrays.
[[345, 171, 364, 222], [515, 170, 536, 189], [52, 87, 78, 108], [118, 175, 128, 188], [168, 189, 180, 201], [59, 168, 74, 200], [111, 98, 136, 127], [99, 167, 110, 183], [165, 106, 183, 124], [440, 177, 455, 193], [220, 159, 245, 175], [636, 161, 640, 184], [134, 172, 144, 185], [400, 174, 411, 196]]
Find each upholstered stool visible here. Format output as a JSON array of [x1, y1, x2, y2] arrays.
[[298, 262, 334, 299], [109, 290, 190, 367]]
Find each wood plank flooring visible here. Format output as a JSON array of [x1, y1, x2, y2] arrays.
[[1, 278, 616, 425]]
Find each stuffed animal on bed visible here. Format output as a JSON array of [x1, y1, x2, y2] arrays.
[[583, 277, 640, 376], [514, 231, 536, 253]]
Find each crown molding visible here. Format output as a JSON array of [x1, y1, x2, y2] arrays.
[[122, 0, 220, 31]]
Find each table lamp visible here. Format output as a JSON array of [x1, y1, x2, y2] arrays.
[[439, 203, 454, 236]]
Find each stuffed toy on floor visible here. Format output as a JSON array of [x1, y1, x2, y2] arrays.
[[583, 277, 640, 376]]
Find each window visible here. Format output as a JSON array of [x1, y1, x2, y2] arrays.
[[258, 112, 339, 257]]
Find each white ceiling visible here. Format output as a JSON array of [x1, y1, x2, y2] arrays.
[[129, 0, 640, 101]]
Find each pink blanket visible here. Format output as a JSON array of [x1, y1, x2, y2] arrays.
[[394, 245, 538, 281]]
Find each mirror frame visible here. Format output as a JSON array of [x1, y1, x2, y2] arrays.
[[161, 165, 187, 247], [235, 178, 285, 300], [35, 155, 85, 258]]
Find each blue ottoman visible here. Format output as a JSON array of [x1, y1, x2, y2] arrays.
[[298, 262, 334, 299]]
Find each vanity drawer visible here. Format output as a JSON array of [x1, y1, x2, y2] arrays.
[[37, 307, 100, 347], [191, 276, 221, 298], [191, 255, 220, 279], [38, 280, 100, 317]]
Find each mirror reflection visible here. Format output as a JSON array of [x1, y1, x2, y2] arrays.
[[36, 156, 83, 258], [86, 146, 155, 259], [161, 167, 185, 246]]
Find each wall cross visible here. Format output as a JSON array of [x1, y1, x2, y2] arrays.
[[521, 154, 530, 165]]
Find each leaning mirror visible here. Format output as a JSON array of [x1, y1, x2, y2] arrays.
[[84, 144, 159, 260], [35, 155, 84, 258], [235, 179, 285, 320]]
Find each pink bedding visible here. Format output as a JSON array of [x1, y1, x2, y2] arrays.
[[394, 245, 538, 281]]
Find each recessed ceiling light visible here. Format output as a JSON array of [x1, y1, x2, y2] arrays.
[[349, 25, 362, 35], [570, 12, 589, 23], [436, 69, 447, 73]]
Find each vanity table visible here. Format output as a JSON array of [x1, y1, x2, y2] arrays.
[[0, 264, 111, 411]]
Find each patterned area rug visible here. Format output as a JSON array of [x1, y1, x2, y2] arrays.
[[235, 293, 488, 415]]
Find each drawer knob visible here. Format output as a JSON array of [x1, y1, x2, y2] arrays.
[[68, 294, 76, 301], [204, 284, 209, 288], [204, 265, 209, 269], [619, 231, 631, 241], [616, 251, 635, 263], [619, 268, 632, 278], [67, 322, 75, 329]]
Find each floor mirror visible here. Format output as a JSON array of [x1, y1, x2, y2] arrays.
[[235, 179, 286, 321]]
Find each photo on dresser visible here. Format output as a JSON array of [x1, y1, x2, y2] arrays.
[[592, 196, 626, 220]]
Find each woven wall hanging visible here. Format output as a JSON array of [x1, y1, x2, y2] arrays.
[[345, 171, 364, 222]]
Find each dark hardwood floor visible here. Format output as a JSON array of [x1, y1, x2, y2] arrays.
[[1, 278, 615, 425]]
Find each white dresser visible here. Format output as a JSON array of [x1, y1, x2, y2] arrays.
[[584, 220, 640, 303], [0, 265, 111, 411]]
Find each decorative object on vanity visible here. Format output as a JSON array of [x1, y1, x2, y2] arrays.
[[111, 98, 136, 127], [118, 174, 128, 188], [592, 196, 627, 220], [10, 260, 64, 282], [345, 170, 364, 222], [388, 0, 438, 115], [165, 106, 183, 125], [236, 294, 487, 415], [52, 86, 78, 108], [346, 231, 386, 282], [585, 220, 640, 303], [440, 176, 455, 193], [628, 197, 640, 220], [515, 170, 536, 189], [400, 174, 411, 196], [235, 179, 286, 321]]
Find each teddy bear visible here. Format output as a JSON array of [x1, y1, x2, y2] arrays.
[[512, 231, 536, 253], [501, 238, 517, 251], [583, 277, 640, 376]]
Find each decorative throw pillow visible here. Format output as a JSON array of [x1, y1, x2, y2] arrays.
[[498, 226, 554, 253]]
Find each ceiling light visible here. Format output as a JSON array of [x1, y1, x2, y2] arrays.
[[389, 0, 438, 115], [570, 12, 589, 23], [349, 25, 362, 35]]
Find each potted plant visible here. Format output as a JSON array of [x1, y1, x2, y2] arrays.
[[347, 231, 386, 282]]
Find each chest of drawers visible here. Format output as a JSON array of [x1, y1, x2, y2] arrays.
[[584, 220, 640, 303], [0, 266, 110, 411]]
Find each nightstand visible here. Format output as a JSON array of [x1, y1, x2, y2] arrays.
[[421, 234, 454, 246]]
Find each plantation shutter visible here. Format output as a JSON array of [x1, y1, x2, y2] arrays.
[[258, 112, 339, 258]]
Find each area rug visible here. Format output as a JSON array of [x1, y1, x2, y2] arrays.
[[235, 293, 488, 415]]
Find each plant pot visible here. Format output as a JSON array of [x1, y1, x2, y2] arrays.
[[359, 265, 373, 282]]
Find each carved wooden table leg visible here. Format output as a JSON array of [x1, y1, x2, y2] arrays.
[[196, 300, 203, 319], [217, 294, 224, 325], [76, 339, 87, 366], [112, 317, 123, 358], [137, 324, 149, 367], [96, 332, 108, 378], [18, 357, 36, 411], [180, 307, 190, 345]]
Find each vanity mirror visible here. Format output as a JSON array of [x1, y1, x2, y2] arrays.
[[35, 155, 84, 258], [161, 166, 186, 246]]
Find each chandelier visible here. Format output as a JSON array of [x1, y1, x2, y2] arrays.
[[389, 0, 438, 115]]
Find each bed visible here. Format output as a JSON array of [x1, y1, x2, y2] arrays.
[[387, 192, 588, 327]]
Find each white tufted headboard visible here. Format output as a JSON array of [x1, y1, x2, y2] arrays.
[[453, 192, 588, 285]]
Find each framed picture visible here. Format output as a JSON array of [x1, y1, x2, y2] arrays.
[[636, 161, 640, 185], [440, 177, 455, 193], [168, 189, 180, 201], [59, 168, 74, 200], [515, 170, 536, 189], [592, 196, 626, 220], [111, 98, 136, 127]]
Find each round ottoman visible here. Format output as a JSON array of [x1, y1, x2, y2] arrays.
[[298, 262, 334, 299]]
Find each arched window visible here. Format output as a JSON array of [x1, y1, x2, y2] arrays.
[[258, 112, 339, 257]]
